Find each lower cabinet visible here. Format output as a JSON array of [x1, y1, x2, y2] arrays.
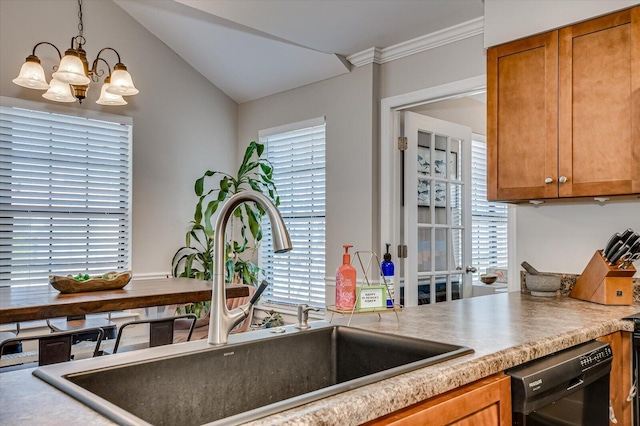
[[365, 373, 511, 425], [597, 331, 633, 426]]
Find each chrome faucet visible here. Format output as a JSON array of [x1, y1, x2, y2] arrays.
[[295, 304, 320, 330], [208, 190, 292, 345]]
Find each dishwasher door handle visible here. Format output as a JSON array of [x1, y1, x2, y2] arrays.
[[567, 376, 585, 391]]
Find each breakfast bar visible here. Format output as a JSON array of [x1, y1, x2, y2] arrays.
[[0, 278, 249, 324]]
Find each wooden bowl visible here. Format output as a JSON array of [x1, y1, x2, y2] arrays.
[[49, 271, 132, 294], [480, 273, 498, 284]]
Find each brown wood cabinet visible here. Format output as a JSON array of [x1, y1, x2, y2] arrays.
[[597, 331, 633, 426], [364, 373, 511, 426], [488, 6, 640, 202]]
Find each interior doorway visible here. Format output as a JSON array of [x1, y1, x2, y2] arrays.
[[380, 75, 516, 308]]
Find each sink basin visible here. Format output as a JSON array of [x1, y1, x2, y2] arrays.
[[34, 321, 472, 425]]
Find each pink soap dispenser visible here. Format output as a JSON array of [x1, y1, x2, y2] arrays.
[[336, 245, 357, 310]]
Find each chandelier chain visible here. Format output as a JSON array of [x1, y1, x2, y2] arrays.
[[76, 0, 85, 48]]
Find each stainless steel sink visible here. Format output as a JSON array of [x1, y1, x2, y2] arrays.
[[34, 321, 473, 425]]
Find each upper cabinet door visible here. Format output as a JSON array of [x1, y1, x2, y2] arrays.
[[487, 32, 559, 201], [558, 6, 640, 197]]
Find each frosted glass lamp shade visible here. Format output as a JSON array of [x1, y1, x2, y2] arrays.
[[96, 80, 127, 105], [42, 79, 76, 102], [13, 58, 49, 90], [106, 65, 139, 96], [52, 53, 90, 85]]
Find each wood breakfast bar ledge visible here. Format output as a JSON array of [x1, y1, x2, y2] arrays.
[[0, 277, 249, 324]]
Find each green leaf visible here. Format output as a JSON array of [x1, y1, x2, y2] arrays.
[[248, 178, 261, 191], [203, 200, 219, 235], [220, 176, 229, 192], [259, 162, 272, 176], [255, 142, 264, 157], [246, 205, 260, 239], [194, 199, 203, 224], [241, 143, 256, 169]]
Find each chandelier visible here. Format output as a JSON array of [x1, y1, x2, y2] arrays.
[[12, 0, 138, 106]]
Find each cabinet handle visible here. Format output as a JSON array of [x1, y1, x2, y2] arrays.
[[544, 177, 553, 184], [559, 176, 568, 184]]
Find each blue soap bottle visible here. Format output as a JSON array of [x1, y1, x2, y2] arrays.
[[381, 244, 395, 308]]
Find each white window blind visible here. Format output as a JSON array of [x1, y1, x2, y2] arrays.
[[258, 118, 326, 308], [471, 134, 508, 280], [1, 98, 132, 287]]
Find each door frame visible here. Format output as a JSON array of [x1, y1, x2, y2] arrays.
[[380, 75, 519, 296]]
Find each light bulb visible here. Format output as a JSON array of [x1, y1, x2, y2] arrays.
[[52, 51, 90, 85], [12, 57, 49, 90], [96, 79, 127, 105], [105, 64, 139, 96], [42, 78, 76, 102]]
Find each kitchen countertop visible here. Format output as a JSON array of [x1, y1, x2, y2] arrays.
[[1, 292, 638, 425]]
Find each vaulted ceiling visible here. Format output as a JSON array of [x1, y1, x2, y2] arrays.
[[114, 0, 484, 103]]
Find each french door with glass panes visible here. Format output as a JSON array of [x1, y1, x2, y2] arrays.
[[402, 112, 473, 307]]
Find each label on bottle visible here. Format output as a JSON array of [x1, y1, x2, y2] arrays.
[[382, 274, 395, 308], [336, 272, 356, 310]]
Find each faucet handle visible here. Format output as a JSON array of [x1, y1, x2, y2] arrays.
[[249, 280, 269, 305]]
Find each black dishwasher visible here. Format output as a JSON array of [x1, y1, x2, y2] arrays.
[[507, 340, 612, 425]]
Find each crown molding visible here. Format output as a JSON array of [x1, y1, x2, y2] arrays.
[[347, 17, 484, 67]]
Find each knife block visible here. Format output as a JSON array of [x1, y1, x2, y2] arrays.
[[570, 250, 635, 305]]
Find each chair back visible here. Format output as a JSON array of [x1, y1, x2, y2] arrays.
[[111, 313, 197, 354], [0, 327, 104, 367]]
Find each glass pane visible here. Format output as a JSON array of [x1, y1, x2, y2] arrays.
[[417, 276, 431, 305], [451, 274, 463, 300], [418, 131, 432, 175], [450, 183, 462, 226], [418, 227, 431, 272], [450, 138, 462, 181], [418, 178, 431, 210], [435, 228, 447, 271], [418, 205, 431, 224], [435, 275, 447, 303]]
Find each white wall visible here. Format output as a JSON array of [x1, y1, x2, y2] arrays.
[[484, 0, 639, 47], [238, 65, 377, 292], [0, 0, 238, 277], [408, 96, 486, 136], [516, 200, 640, 277]]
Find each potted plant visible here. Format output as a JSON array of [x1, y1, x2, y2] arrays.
[[171, 141, 278, 315]]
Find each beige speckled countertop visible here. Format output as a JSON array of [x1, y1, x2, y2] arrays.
[[1, 293, 639, 425]]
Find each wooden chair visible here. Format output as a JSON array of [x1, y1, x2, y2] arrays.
[[0, 327, 105, 370], [108, 313, 197, 354]]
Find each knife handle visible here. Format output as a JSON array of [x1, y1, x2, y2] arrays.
[[609, 244, 630, 265], [603, 232, 621, 257], [624, 232, 640, 249], [620, 228, 634, 242], [629, 239, 640, 255], [605, 240, 624, 261]]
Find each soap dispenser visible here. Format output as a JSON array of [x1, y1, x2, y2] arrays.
[[381, 244, 395, 308], [336, 245, 357, 310]]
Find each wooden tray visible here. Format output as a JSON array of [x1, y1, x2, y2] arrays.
[[49, 271, 132, 294]]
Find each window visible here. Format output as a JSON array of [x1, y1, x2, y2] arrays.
[[258, 117, 326, 308], [1, 97, 132, 287], [471, 134, 508, 280]]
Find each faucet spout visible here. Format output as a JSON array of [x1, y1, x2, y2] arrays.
[[208, 191, 292, 345]]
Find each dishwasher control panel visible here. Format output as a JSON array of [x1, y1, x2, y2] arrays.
[[580, 345, 613, 371]]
